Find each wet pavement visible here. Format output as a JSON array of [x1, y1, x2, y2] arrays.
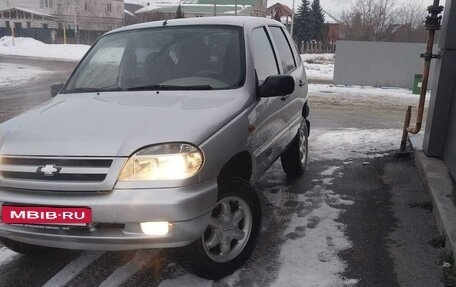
[[0, 56, 447, 287]]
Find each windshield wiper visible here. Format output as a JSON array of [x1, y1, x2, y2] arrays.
[[63, 86, 122, 94], [127, 84, 213, 91]]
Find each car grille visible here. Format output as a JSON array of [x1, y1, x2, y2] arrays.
[[0, 156, 123, 192]]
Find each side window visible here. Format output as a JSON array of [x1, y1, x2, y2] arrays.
[[269, 26, 296, 74], [251, 27, 279, 83]]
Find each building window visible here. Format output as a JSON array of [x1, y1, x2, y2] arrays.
[[44, 0, 48, 8], [42, 23, 48, 29], [84, 3, 88, 11], [5, 21, 10, 28], [107, 4, 112, 12], [26, 21, 31, 28], [40, 0, 44, 8], [49, 0, 53, 8]]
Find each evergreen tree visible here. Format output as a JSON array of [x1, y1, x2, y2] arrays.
[[310, 0, 325, 41], [175, 4, 185, 18], [293, 0, 313, 43]]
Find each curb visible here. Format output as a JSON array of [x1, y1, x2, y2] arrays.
[[0, 54, 80, 63], [414, 150, 456, 255]]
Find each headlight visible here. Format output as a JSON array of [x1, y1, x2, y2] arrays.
[[119, 143, 203, 181]]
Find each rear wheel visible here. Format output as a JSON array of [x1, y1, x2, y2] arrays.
[[183, 178, 261, 280], [281, 120, 308, 176], [1, 238, 59, 256]]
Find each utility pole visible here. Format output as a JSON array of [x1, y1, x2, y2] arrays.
[[235, 0, 238, 16], [213, 0, 216, 16], [63, 23, 67, 44], [11, 26, 15, 47], [290, 0, 296, 37]]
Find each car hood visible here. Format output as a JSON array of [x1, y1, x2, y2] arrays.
[[0, 90, 251, 157]]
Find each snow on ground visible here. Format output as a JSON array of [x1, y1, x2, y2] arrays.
[[156, 125, 402, 287], [159, 126, 403, 287], [308, 84, 427, 112], [0, 63, 51, 88], [273, 181, 356, 286], [305, 63, 334, 81], [301, 54, 335, 82], [310, 128, 401, 161], [0, 37, 90, 62], [301, 53, 335, 62], [309, 84, 420, 99]]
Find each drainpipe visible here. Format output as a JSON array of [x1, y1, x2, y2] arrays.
[[400, 0, 444, 150]]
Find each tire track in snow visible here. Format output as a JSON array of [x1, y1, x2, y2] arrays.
[[42, 251, 105, 287], [99, 250, 159, 287], [0, 247, 19, 266]]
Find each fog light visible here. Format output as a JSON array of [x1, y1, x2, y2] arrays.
[[140, 222, 170, 236]]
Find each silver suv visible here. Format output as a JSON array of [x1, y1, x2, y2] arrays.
[[0, 17, 309, 279]]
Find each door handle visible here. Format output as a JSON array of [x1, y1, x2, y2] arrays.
[[298, 80, 305, 87]]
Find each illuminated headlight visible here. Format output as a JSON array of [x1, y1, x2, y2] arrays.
[[119, 143, 203, 181]]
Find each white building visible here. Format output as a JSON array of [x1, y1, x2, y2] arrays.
[[0, 0, 124, 43]]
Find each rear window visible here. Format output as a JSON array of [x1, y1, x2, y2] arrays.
[[269, 26, 296, 74]]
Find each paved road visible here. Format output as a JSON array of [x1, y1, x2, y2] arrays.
[[0, 57, 446, 287], [0, 56, 77, 123]]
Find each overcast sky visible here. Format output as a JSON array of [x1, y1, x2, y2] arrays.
[[268, 0, 429, 19], [127, 0, 430, 20]]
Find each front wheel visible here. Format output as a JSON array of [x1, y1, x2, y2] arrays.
[[182, 178, 261, 280], [281, 121, 308, 176]]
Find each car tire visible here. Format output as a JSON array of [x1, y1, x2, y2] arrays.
[[281, 120, 308, 176], [1, 238, 59, 256], [182, 177, 261, 280]]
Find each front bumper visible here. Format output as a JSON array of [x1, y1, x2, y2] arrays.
[[0, 179, 218, 250]]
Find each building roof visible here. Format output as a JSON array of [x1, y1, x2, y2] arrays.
[[0, 6, 59, 20], [136, 4, 254, 15], [110, 16, 281, 33], [267, 3, 292, 16], [323, 10, 340, 24], [124, 9, 136, 17]]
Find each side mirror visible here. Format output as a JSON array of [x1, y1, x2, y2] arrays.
[[50, 83, 64, 97], [259, 75, 295, 98]]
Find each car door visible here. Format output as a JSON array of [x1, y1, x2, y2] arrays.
[[267, 25, 308, 143], [249, 26, 291, 177]]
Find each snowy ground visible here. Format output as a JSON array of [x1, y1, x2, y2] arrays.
[[0, 54, 436, 287], [158, 128, 401, 287], [301, 54, 335, 82], [0, 37, 89, 62], [309, 84, 427, 112], [0, 63, 51, 88]]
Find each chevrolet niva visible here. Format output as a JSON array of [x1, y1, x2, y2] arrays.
[[0, 16, 309, 279]]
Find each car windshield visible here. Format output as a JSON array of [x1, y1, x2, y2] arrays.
[[63, 26, 245, 93]]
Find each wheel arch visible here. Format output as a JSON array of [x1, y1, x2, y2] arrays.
[[217, 151, 253, 185]]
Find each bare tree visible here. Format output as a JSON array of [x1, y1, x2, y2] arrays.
[[393, 0, 428, 42], [341, 0, 428, 42]]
